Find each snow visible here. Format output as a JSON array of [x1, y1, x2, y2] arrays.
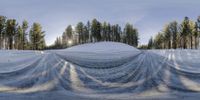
[[0, 42, 200, 100], [65, 42, 139, 53]]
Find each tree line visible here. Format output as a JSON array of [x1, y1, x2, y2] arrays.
[[48, 19, 139, 49], [3, 15, 199, 50], [0, 16, 46, 50], [147, 16, 200, 49]]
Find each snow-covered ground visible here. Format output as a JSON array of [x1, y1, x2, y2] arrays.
[[0, 42, 200, 100]]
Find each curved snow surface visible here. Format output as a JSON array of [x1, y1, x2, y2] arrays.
[[1, 42, 200, 100]]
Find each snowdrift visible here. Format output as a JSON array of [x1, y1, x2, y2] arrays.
[[65, 42, 139, 53], [0, 42, 200, 100]]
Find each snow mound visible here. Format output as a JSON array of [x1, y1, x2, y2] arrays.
[[55, 42, 141, 61], [65, 42, 140, 53]]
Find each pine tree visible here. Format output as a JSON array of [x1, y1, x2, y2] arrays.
[[124, 23, 132, 44], [107, 23, 112, 41], [83, 26, 89, 43], [180, 17, 190, 49], [189, 21, 195, 49], [6, 19, 18, 49], [154, 32, 164, 49], [29, 23, 45, 50], [91, 19, 101, 42], [0, 16, 6, 49], [148, 37, 154, 49], [123, 23, 139, 47], [102, 22, 107, 41], [54, 37, 62, 49], [194, 22, 199, 49], [86, 21, 92, 42], [16, 26, 23, 49], [133, 28, 139, 47], [193, 16, 200, 49], [62, 25, 73, 47], [22, 20, 28, 50], [169, 21, 178, 49], [163, 24, 171, 49], [112, 24, 121, 42], [76, 22, 84, 44]]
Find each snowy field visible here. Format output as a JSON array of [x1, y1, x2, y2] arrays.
[[0, 42, 200, 100]]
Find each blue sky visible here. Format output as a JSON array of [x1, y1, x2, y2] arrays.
[[0, 0, 200, 45]]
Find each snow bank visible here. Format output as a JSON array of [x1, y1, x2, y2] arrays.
[[55, 42, 141, 62], [65, 42, 139, 53]]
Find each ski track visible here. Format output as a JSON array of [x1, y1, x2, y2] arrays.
[[0, 42, 200, 100]]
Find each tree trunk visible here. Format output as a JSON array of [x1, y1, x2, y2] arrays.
[[9, 37, 13, 50], [168, 41, 171, 49], [195, 36, 197, 49], [0, 36, 2, 49], [183, 36, 186, 49], [191, 36, 193, 49]]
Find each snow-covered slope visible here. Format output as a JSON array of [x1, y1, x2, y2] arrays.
[[55, 42, 141, 64], [0, 42, 200, 100], [65, 42, 139, 53]]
